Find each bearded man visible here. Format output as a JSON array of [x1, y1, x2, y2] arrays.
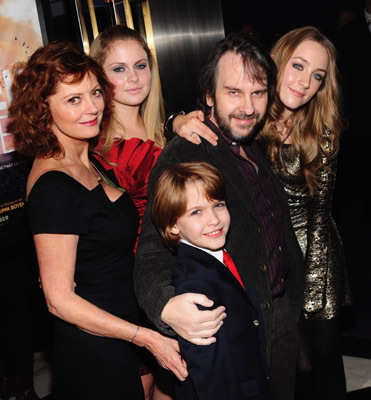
[[135, 33, 305, 400]]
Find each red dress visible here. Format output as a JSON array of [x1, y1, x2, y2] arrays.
[[95, 138, 162, 252]]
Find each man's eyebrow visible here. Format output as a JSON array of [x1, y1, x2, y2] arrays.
[[224, 86, 240, 91]]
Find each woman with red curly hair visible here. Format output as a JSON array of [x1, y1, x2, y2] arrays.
[[9, 41, 186, 400]]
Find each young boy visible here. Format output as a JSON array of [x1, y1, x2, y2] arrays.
[[152, 162, 273, 400]]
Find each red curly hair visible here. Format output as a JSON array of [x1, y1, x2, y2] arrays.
[[8, 40, 113, 158]]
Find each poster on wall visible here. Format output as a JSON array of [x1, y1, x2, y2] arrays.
[[0, 0, 44, 245]]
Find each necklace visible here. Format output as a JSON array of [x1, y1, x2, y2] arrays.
[[92, 170, 103, 183], [62, 155, 103, 183], [90, 162, 103, 184]]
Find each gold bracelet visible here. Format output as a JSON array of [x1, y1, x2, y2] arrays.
[[130, 325, 139, 343]]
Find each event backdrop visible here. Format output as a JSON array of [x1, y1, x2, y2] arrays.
[[0, 0, 44, 244]]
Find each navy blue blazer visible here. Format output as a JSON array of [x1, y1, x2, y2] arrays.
[[173, 243, 274, 400]]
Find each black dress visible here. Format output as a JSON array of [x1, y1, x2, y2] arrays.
[[27, 170, 144, 400]]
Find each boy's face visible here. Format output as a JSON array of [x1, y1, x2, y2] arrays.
[[170, 180, 230, 251]]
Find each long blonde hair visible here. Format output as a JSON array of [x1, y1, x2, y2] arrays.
[[90, 25, 166, 154], [258, 26, 343, 195]]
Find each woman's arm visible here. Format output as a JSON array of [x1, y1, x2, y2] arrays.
[[303, 137, 338, 313], [35, 232, 188, 381]]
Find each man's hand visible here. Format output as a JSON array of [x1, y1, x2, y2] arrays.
[[173, 110, 218, 146], [161, 293, 226, 345]]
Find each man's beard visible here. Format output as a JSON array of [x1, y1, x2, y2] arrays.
[[213, 104, 267, 144]]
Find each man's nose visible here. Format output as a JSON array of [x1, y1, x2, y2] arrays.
[[240, 96, 255, 116]]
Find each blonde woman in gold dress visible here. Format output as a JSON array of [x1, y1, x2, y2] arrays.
[[257, 27, 351, 400], [171, 26, 351, 400]]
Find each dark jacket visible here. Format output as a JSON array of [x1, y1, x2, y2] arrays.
[[173, 242, 273, 400], [134, 123, 304, 363]]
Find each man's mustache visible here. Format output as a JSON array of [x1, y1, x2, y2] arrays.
[[229, 112, 260, 120]]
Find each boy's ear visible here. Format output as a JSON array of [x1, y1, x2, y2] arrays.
[[170, 224, 180, 235]]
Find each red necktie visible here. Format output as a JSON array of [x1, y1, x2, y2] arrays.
[[222, 249, 245, 289]]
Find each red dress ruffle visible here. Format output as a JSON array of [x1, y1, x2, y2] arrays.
[[95, 138, 162, 252]]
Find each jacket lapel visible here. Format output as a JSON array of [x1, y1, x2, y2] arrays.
[[203, 138, 261, 224], [182, 244, 261, 317]]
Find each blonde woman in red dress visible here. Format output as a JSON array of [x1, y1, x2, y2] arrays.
[[90, 25, 168, 399], [90, 25, 165, 252]]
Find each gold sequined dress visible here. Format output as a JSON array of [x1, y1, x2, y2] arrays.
[[272, 139, 351, 320]]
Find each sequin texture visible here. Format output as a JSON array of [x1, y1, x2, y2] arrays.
[[272, 135, 351, 319]]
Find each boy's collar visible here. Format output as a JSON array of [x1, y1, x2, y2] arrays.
[[180, 239, 224, 264]]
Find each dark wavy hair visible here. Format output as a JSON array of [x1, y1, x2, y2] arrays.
[[9, 40, 113, 158], [198, 32, 277, 116]]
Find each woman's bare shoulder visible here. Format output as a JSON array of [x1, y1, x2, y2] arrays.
[[26, 158, 66, 198]]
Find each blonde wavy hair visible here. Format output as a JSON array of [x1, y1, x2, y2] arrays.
[[258, 26, 343, 195], [90, 25, 166, 154]]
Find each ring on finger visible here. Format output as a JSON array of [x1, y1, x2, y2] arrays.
[[190, 131, 197, 137]]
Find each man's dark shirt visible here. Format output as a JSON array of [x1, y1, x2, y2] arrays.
[[210, 119, 288, 297]]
